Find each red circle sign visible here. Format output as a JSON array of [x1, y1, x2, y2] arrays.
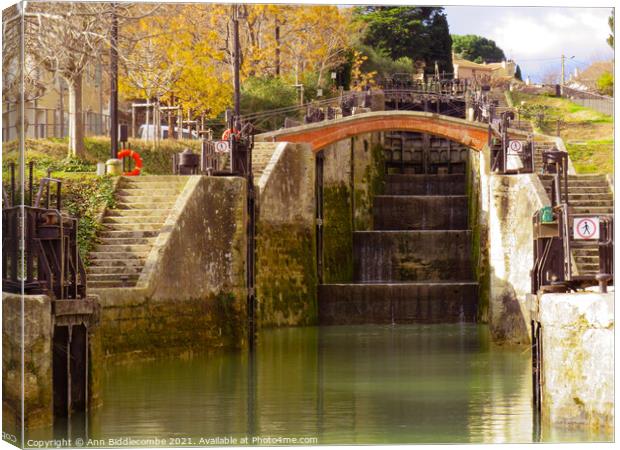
[[575, 218, 597, 239]]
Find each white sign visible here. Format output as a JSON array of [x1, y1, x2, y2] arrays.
[[573, 217, 600, 240], [508, 140, 523, 153], [215, 141, 230, 153]]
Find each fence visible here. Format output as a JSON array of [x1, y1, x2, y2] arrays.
[[561, 86, 613, 116], [2, 107, 110, 142]]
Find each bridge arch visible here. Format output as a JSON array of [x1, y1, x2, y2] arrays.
[[255, 111, 491, 152]]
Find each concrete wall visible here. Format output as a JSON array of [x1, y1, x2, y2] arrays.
[[254, 142, 317, 327], [352, 132, 385, 230], [488, 174, 550, 344], [467, 147, 491, 322], [2, 293, 52, 432], [322, 139, 354, 283], [538, 291, 614, 431], [94, 176, 248, 358]]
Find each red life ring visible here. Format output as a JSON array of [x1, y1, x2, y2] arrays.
[[222, 128, 239, 141], [117, 149, 143, 176]]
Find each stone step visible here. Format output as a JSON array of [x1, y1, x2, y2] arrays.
[[105, 210, 170, 218], [567, 187, 611, 194], [568, 174, 608, 180], [570, 206, 613, 214], [88, 258, 146, 267], [88, 251, 150, 260], [116, 195, 179, 203], [373, 195, 468, 230], [98, 237, 156, 246], [87, 279, 138, 289], [566, 181, 610, 188], [384, 174, 466, 195], [568, 193, 613, 201], [87, 272, 140, 281], [101, 223, 165, 231], [318, 282, 479, 324], [116, 189, 183, 197], [93, 244, 152, 253], [569, 200, 614, 207], [102, 216, 167, 224], [87, 265, 143, 275], [353, 231, 472, 282], [114, 202, 176, 210], [118, 181, 187, 190], [99, 230, 160, 239]]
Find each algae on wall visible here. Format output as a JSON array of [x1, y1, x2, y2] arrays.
[[321, 140, 354, 283], [253, 143, 318, 327], [323, 184, 354, 283], [256, 222, 317, 326], [467, 148, 490, 323], [353, 134, 386, 231]]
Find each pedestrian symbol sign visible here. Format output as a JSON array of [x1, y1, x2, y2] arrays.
[[508, 140, 523, 153], [573, 217, 600, 240]]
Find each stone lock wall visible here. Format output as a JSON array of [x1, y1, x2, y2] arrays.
[[539, 292, 614, 431], [352, 133, 385, 231], [93, 176, 248, 358], [322, 139, 354, 283], [254, 143, 318, 327], [467, 146, 491, 322], [2, 293, 53, 433], [488, 174, 550, 344]]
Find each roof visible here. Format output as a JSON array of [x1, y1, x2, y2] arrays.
[[568, 61, 613, 91]]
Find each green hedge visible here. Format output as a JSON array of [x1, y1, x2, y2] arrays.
[[2, 136, 201, 175]]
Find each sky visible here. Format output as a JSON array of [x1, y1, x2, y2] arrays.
[[444, 5, 614, 83]]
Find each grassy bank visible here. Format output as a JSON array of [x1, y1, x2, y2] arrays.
[[2, 136, 201, 176], [509, 91, 613, 174]]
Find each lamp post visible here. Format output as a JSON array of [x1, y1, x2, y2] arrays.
[[106, 3, 121, 175]]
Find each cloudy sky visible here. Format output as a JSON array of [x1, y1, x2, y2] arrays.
[[444, 5, 614, 82]]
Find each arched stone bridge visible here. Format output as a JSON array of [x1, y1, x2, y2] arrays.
[[255, 110, 496, 152]]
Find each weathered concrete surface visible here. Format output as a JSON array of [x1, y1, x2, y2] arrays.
[[373, 195, 468, 230], [2, 293, 52, 430], [385, 173, 466, 195], [254, 142, 317, 327], [467, 147, 490, 322], [352, 133, 385, 230], [319, 283, 478, 324], [321, 139, 354, 283], [91, 176, 248, 357], [353, 231, 472, 282], [539, 292, 614, 431], [488, 174, 550, 344], [256, 111, 491, 152]]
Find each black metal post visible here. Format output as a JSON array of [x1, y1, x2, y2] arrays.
[[110, 4, 119, 160], [29, 161, 34, 206], [232, 5, 241, 130]]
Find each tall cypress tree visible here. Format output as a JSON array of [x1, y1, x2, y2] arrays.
[[514, 65, 523, 81]]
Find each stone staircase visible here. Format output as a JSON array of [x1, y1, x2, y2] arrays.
[[539, 174, 613, 276], [252, 141, 279, 180], [87, 176, 188, 289], [319, 173, 478, 324]]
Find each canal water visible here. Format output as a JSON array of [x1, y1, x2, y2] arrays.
[[30, 324, 609, 446]]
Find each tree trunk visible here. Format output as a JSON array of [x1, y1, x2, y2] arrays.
[[66, 73, 85, 158]]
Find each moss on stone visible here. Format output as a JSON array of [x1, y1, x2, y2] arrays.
[[466, 150, 490, 321], [323, 184, 353, 283], [255, 222, 317, 327]]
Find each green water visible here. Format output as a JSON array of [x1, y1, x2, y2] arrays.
[[26, 324, 610, 446]]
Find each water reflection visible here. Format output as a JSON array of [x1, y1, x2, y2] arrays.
[[23, 324, 611, 445]]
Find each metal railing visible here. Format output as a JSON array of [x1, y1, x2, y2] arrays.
[[532, 203, 614, 294]]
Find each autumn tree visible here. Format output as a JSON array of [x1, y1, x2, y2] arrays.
[[24, 2, 158, 156], [3, 4, 47, 139]]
